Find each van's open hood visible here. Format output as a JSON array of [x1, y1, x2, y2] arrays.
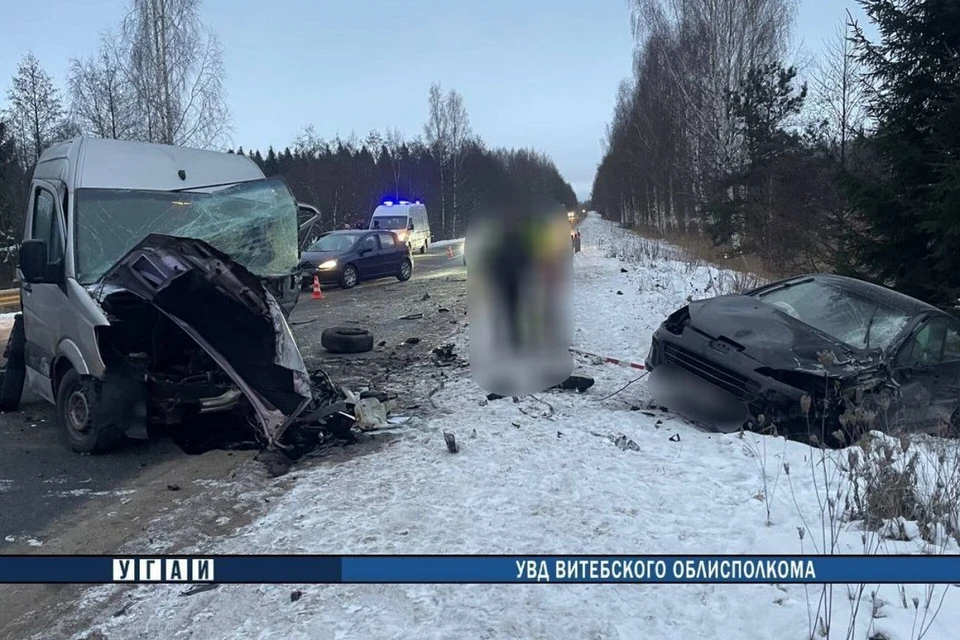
[[95, 234, 312, 445]]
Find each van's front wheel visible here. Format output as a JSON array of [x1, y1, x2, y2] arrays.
[[56, 369, 124, 453]]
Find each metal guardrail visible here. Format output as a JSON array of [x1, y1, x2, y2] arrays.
[[0, 288, 20, 312]]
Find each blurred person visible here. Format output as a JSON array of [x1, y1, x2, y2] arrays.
[[467, 194, 573, 397]]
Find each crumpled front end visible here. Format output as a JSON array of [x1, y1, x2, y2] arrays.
[[96, 234, 314, 446], [646, 300, 900, 447]]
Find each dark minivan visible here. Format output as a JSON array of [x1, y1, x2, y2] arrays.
[[300, 230, 413, 289]]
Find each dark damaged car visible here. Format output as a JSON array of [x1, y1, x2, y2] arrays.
[[0, 138, 351, 453], [646, 274, 960, 447]]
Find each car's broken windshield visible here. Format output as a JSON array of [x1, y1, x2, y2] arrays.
[[74, 178, 299, 284], [756, 280, 912, 351]]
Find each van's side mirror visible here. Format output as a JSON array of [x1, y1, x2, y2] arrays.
[[19, 239, 49, 283], [408, 222, 415, 230]]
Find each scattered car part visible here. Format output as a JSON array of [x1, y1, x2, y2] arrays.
[[355, 397, 388, 430], [321, 327, 374, 354], [443, 431, 459, 453], [553, 374, 595, 393]]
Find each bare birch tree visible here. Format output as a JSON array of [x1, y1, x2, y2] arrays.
[[67, 32, 138, 140], [630, 0, 797, 222], [121, 0, 230, 148], [812, 15, 867, 169], [445, 89, 473, 235], [424, 83, 450, 233], [384, 126, 405, 200], [3, 53, 66, 166]]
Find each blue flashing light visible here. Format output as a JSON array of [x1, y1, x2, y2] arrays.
[[383, 200, 393, 206], [399, 200, 410, 205]]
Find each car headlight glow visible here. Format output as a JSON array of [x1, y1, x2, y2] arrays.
[[318, 260, 338, 270], [397, 231, 407, 241]]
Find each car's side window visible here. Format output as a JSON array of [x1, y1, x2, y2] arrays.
[[943, 321, 960, 363], [361, 235, 379, 252], [32, 187, 65, 264], [378, 232, 396, 248], [897, 318, 947, 367]]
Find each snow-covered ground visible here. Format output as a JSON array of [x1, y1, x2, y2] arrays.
[[65, 214, 959, 640]]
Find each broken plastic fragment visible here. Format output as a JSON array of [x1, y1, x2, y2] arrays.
[[355, 398, 388, 431]]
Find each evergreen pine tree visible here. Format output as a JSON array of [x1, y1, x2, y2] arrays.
[[845, 0, 960, 305]]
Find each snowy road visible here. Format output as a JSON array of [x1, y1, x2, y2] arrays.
[[11, 215, 960, 640]]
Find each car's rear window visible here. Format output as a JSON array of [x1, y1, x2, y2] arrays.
[[756, 280, 913, 350]]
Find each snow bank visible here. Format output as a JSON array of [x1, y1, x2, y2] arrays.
[[66, 213, 959, 640]]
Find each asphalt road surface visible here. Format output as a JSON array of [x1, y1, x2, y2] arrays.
[[0, 241, 468, 637]]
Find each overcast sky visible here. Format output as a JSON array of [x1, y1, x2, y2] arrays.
[[1, 0, 870, 200]]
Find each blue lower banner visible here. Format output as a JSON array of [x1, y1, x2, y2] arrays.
[[0, 555, 957, 584]]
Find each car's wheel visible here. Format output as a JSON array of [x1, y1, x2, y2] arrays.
[[397, 258, 412, 282], [0, 314, 27, 412], [340, 264, 359, 289], [56, 369, 124, 454], [419, 242, 426, 254], [321, 327, 374, 354]]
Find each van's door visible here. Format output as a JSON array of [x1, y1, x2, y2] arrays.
[[19, 180, 68, 402]]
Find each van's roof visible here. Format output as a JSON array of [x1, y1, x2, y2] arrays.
[[37, 138, 264, 191], [373, 202, 425, 213]]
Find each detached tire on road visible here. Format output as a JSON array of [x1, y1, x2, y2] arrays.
[[321, 327, 374, 354], [56, 369, 125, 454], [0, 313, 26, 412]]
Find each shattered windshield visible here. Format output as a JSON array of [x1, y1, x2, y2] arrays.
[[74, 178, 300, 284], [308, 233, 361, 252], [756, 280, 913, 351], [371, 216, 408, 230]]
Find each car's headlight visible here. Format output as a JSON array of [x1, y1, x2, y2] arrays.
[[318, 260, 338, 270], [397, 231, 408, 241]]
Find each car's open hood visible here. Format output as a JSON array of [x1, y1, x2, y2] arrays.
[[687, 295, 882, 374], [95, 234, 312, 445]]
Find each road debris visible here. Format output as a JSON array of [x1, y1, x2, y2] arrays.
[[180, 584, 220, 597], [553, 374, 595, 393], [399, 313, 424, 320], [432, 343, 457, 364], [443, 431, 459, 453], [355, 398, 388, 431], [404, 337, 421, 345], [290, 590, 303, 602], [321, 327, 374, 354], [615, 435, 640, 451], [166, 484, 180, 491]]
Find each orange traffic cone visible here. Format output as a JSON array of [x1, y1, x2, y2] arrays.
[[446, 245, 454, 259], [312, 275, 323, 300]]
